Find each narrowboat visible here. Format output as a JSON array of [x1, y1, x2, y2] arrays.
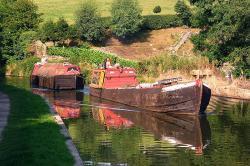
[[31, 62, 84, 90], [89, 67, 211, 115]]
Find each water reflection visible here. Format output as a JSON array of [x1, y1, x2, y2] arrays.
[[90, 96, 211, 155], [32, 89, 83, 119]]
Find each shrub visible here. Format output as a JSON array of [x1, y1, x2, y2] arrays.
[[56, 17, 70, 43], [111, 0, 144, 39], [38, 20, 57, 43], [48, 47, 138, 69], [153, 6, 161, 13], [174, 0, 192, 26], [229, 47, 250, 78], [6, 56, 40, 76], [142, 15, 182, 30], [15, 31, 38, 59], [76, 1, 106, 42], [138, 54, 209, 78]]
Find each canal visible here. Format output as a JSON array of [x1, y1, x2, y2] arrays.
[[3, 77, 250, 166]]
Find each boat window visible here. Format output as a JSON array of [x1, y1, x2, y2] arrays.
[[67, 67, 78, 72]]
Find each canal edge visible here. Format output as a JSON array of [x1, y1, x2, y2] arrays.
[[0, 92, 10, 142], [44, 98, 84, 166]]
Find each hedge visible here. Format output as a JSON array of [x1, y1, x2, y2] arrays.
[[101, 15, 182, 31], [142, 15, 182, 30]]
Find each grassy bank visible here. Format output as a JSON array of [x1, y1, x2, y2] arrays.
[[5, 57, 40, 77], [48, 47, 210, 82], [3, 46, 210, 83], [33, 0, 182, 22], [0, 83, 74, 166]]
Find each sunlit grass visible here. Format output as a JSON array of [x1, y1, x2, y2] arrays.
[[0, 83, 74, 166], [33, 0, 183, 23]]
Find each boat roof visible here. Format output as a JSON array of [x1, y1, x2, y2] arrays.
[[34, 63, 80, 77]]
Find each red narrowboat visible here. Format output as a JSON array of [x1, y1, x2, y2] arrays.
[[31, 62, 84, 90], [89, 67, 211, 115]]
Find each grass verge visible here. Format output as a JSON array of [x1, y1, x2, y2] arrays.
[[0, 83, 74, 166]]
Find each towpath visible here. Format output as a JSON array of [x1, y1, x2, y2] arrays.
[[0, 92, 10, 141]]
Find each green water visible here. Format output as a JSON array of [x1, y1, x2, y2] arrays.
[[3, 77, 250, 166]]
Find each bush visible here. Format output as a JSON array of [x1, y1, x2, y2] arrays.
[[6, 56, 40, 76], [142, 15, 182, 30], [14, 31, 38, 59], [229, 47, 250, 78], [138, 54, 209, 78], [111, 0, 144, 39], [56, 17, 70, 43], [76, 1, 106, 42], [153, 6, 161, 13], [175, 0, 192, 26], [38, 20, 57, 43]]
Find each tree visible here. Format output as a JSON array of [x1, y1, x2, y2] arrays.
[[0, 0, 41, 61], [190, 0, 250, 77], [56, 18, 70, 43], [38, 20, 57, 43], [76, 1, 106, 42], [111, 0, 143, 39], [174, 0, 192, 26], [14, 31, 37, 59]]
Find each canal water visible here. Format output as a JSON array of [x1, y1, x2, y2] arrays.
[[3, 77, 250, 166]]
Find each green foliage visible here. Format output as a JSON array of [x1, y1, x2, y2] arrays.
[[153, 6, 161, 14], [14, 31, 37, 59], [111, 0, 144, 39], [229, 47, 250, 78], [190, 0, 250, 77], [138, 54, 209, 78], [6, 56, 40, 76], [142, 15, 182, 30], [48, 47, 138, 69], [56, 17, 70, 42], [38, 20, 57, 43], [101, 15, 182, 30], [76, 1, 106, 42], [38, 18, 71, 43], [174, 0, 192, 26], [0, 0, 41, 61]]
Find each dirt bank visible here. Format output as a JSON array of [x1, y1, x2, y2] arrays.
[[95, 27, 199, 60]]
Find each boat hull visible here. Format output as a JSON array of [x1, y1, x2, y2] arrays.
[[90, 81, 211, 115], [31, 75, 84, 90]]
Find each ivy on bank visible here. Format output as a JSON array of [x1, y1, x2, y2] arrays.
[[48, 47, 138, 69]]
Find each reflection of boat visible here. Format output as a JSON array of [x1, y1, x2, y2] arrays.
[[90, 68, 211, 115], [92, 107, 133, 129], [31, 63, 84, 90], [90, 97, 211, 155], [32, 89, 83, 119]]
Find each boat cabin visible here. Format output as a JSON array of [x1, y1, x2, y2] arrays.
[[31, 63, 84, 90], [90, 68, 138, 89]]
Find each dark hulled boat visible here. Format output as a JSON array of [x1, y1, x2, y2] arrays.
[[90, 67, 211, 115], [31, 62, 84, 90]]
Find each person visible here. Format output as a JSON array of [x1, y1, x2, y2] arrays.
[[103, 58, 111, 69]]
